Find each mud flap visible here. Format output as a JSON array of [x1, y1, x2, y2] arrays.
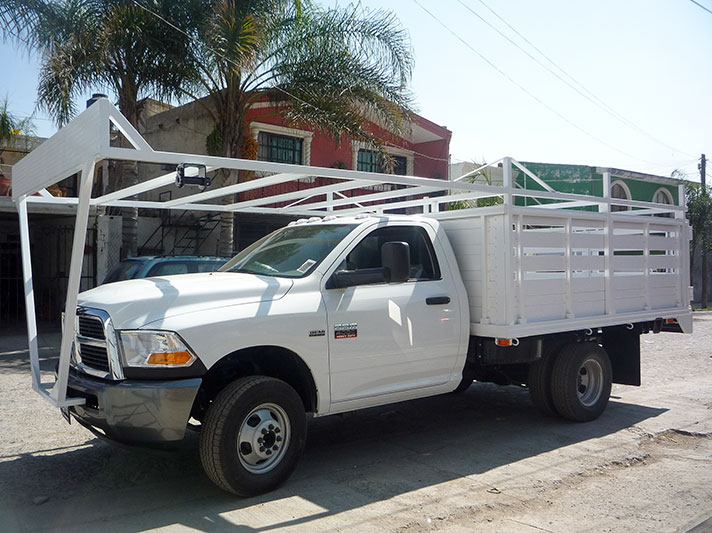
[[602, 325, 641, 386]]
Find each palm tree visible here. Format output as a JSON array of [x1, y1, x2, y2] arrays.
[[0, 0, 197, 256], [0, 96, 35, 147], [178, 1, 414, 255]]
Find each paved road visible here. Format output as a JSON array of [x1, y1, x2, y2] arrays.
[[1, 314, 711, 532]]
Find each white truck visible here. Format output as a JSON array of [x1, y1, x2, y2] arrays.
[[13, 100, 692, 496]]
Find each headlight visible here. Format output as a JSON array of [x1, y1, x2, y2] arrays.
[[119, 330, 197, 368]]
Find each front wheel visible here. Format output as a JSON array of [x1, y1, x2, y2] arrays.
[[451, 365, 476, 394], [199, 376, 307, 496], [551, 343, 612, 422]]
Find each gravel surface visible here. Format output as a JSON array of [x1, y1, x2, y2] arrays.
[[1, 314, 711, 532]]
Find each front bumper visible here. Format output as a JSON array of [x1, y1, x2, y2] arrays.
[[66, 367, 201, 446]]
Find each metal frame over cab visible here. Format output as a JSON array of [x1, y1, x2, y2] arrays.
[[12, 99, 692, 409]]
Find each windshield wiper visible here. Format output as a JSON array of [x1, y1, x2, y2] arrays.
[[226, 267, 274, 276]]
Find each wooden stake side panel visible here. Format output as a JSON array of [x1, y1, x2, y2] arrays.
[[440, 208, 689, 338]]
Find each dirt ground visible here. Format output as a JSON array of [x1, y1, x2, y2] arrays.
[[1, 313, 711, 533]]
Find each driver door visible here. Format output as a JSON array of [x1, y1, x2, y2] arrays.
[[323, 224, 461, 406]]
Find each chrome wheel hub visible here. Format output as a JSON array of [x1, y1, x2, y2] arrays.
[[237, 403, 290, 474], [577, 358, 604, 407]]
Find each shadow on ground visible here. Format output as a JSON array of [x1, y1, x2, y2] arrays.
[[0, 379, 665, 532]]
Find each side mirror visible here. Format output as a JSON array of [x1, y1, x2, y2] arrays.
[[382, 241, 410, 283], [326, 240, 411, 289]]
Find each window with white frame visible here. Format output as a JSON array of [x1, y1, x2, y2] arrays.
[[352, 142, 413, 193], [610, 180, 631, 212], [356, 149, 408, 175], [250, 123, 312, 166], [653, 187, 674, 218], [258, 132, 302, 165]]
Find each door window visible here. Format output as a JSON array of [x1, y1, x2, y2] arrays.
[[339, 226, 440, 281]]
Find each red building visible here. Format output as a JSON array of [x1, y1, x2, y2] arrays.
[[139, 96, 451, 247], [142, 97, 451, 180]]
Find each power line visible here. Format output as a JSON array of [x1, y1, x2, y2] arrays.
[[689, 0, 712, 15], [410, 0, 662, 166], [130, 0, 450, 164], [135, 0, 705, 172], [457, 0, 695, 158]]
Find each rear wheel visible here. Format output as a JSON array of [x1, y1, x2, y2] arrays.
[[199, 376, 306, 496], [528, 353, 559, 417], [551, 343, 612, 422]]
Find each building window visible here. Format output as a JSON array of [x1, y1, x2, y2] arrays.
[[258, 131, 303, 165], [357, 149, 380, 173], [653, 187, 674, 218], [392, 155, 407, 175], [653, 188, 673, 205], [610, 181, 631, 212], [357, 149, 408, 175]]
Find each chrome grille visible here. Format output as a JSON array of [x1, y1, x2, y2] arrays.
[[78, 316, 105, 340], [77, 344, 110, 372], [73, 308, 123, 380]]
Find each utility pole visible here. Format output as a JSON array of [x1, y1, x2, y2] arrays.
[[700, 154, 708, 308], [701, 153, 707, 187]]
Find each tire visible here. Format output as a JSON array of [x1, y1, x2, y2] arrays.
[[452, 366, 475, 394], [528, 353, 559, 417], [551, 343, 612, 422], [199, 376, 307, 496]]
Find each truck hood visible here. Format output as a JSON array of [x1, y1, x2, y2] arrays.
[[77, 272, 293, 329]]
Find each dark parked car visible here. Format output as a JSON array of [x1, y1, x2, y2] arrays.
[[103, 256, 228, 284]]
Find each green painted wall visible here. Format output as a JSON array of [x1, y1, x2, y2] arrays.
[[514, 162, 679, 209], [617, 176, 679, 204]]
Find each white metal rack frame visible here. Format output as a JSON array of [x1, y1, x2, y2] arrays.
[[12, 99, 689, 407]]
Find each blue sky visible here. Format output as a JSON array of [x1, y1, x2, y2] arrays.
[[2, 0, 710, 180]]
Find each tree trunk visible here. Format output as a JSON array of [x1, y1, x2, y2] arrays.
[[216, 107, 250, 256], [213, 87, 252, 257], [117, 95, 140, 257], [122, 162, 139, 257], [218, 168, 237, 257]]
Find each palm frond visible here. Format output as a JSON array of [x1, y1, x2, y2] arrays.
[[36, 34, 104, 126], [0, 96, 36, 144], [250, 3, 414, 146]]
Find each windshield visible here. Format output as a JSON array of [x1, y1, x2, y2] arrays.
[[221, 224, 357, 278], [103, 259, 145, 284]]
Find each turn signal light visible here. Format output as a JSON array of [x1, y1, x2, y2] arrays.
[[666, 318, 676, 324], [495, 338, 513, 347], [147, 351, 193, 366]]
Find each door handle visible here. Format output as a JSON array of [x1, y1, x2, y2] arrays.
[[426, 296, 450, 305]]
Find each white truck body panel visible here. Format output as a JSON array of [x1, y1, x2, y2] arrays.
[[435, 206, 692, 339], [78, 272, 294, 330]]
